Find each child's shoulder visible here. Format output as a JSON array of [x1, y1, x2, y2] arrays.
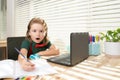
[[22, 39, 31, 44]]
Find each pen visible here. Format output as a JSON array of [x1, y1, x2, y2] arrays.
[[14, 47, 29, 62], [95, 35, 100, 42], [92, 36, 95, 42]]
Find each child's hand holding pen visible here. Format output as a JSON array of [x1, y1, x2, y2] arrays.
[[21, 59, 35, 71], [15, 47, 35, 71]]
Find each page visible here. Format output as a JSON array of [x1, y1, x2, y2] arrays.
[[14, 59, 57, 78], [0, 59, 15, 78]]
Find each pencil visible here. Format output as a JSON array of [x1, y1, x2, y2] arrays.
[[14, 47, 30, 62]]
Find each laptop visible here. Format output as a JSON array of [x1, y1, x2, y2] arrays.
[[47, 32, 89, 66]]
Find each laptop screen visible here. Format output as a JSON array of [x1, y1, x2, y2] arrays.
[[71, 32, 89, 65]]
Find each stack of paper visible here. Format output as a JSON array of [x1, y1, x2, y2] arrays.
[[0, 59, 57, 79]]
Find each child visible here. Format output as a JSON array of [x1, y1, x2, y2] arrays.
[[18, 17, 59, 71]]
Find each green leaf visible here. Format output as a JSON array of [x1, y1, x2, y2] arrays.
[[99, 28, 120, 42], [117, 28, 120, 33]]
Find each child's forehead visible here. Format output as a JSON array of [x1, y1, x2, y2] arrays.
[[30, 23, 45, 29]]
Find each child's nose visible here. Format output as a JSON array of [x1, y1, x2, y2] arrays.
[[36, 32, 40, 36]]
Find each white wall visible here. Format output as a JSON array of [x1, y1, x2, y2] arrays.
[[7, 0, 15, 37]]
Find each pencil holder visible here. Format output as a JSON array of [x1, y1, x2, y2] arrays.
[[89, 42, 100, 56]]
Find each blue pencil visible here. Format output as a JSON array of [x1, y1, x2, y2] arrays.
[[14, 47, 29, 62]]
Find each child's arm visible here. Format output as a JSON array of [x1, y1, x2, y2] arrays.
[[38, 44, 59, 56], [18, 48, 35, 71]]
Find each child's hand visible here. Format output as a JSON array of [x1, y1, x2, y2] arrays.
[[29, 53, 40, 60], [21, 59, 35, 71]]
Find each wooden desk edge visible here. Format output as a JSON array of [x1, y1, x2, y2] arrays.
[[0, 40, 7, 47]]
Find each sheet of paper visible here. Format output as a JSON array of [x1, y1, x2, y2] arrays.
[[0, 59, 15, 78], [0, 59, 57, 79], [14, 59, 57, 78]]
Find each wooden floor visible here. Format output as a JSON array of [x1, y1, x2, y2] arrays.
[[2, 54, 120, 80]]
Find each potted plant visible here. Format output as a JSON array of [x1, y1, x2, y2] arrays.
[[100, 28, 120, 57]]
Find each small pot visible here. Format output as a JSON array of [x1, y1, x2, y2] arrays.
[[104, 42, 120, 56]]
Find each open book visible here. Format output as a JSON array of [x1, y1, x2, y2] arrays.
[[0, 59, 57, 79]]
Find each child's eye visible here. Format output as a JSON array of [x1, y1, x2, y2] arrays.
[[33, 30, 36, 32], [40, 30, 43, 33]]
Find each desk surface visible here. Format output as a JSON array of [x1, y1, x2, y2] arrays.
[[48, 54, 120, 80], [3, 54, 120, 80], [0, 40, 7, 47]]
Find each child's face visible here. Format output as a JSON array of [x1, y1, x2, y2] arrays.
[[29, 23, 46, 43]]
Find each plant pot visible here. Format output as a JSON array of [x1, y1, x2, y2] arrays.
[[104, 42, 120, 57]]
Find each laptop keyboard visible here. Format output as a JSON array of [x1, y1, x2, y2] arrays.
[[48, 53, 70, 62]]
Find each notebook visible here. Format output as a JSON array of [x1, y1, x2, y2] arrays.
[[0, 59, 57, 79], [47, 32, 89, 66]]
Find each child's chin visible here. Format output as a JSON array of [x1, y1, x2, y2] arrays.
[[36, 41, 41, 43], [33, 40, 41, 43]]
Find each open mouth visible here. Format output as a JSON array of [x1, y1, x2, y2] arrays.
[[36, 38, 40, 40]]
